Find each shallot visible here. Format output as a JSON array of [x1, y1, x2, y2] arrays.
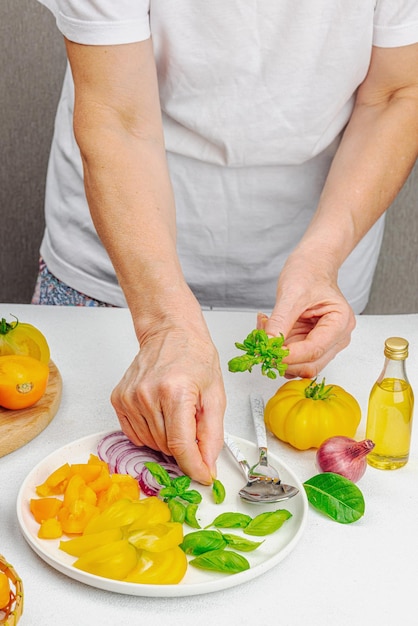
[[316, 436, 375, 483]]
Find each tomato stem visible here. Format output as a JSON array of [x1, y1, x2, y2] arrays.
[[0, 315, 18, 335], [304, 378, 335, 401]]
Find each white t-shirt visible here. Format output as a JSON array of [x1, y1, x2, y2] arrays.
[[37, 1, 418, 311]]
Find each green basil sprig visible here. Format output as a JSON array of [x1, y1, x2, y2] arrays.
[[144, 461, 202, 527], [303, 472, 365, 524], [227, 329, 289, 379]]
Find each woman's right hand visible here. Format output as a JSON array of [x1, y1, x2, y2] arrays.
[[111, 320, 226, 485]]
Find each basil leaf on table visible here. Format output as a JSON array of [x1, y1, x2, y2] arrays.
[[189, 549, 250, 574], [303, 472, 365, 524], [244, 509, 292, 536]]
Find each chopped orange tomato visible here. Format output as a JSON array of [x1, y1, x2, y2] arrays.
[[38, 517, 63, 539], [63, 474, 97, 508], [58, 499, 100, 535], [30, 497, 63, 524], [36, 463, 72, 497]]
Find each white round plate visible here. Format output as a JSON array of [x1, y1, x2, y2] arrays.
[[17, 431, 308, 597]]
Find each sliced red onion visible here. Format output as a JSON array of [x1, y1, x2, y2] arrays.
[[97, 431, 131, 462], [97, 431, 184, 495]]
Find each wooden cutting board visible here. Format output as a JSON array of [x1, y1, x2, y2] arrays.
[[0, 360, 62, 457]]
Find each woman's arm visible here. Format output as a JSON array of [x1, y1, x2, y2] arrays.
[[65, 38, 226, 483], [265, 43, 418, 376]]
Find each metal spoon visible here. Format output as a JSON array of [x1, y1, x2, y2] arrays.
[[248, 393, 281, 483], [224, 433, 299, 503]]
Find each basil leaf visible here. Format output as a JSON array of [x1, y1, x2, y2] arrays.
[[303, 472, 365, 524], [181, 530, 226, 556], [210, 512, 252, 529], [189, 549, 250, 574], [168, 498, 186, 523], [180, 489, 202, 504], [244, 509, 292, 536], [227, 354, 259, 373], [212, 479, 226, 504], [171, 475, 192, 494], [222, 534, 264, 552], [144, 462, 172, 487], [185, 503, 201, 529], [159, 486, 177, 500]]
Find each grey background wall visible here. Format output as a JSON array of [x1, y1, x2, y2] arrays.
[[1, 1, 417, 312], [0, 0, 66, 304]]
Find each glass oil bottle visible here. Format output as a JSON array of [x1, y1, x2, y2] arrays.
[[366, 337, 414, 470]]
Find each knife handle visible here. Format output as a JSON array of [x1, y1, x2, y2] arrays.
[[250, 393, 267, 449]]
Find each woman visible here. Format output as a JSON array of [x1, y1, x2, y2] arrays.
[[35, 1, 418, 482]]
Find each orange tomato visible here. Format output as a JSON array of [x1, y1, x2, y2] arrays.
[[0, 355, 49, 410]]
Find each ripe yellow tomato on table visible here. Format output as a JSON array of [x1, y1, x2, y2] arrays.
[[264, 378, 361, 450], [0, 316, 50, 364]]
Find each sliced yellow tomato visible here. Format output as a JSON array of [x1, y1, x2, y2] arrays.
[[124, 546, 188, 585], [59, 528, 123, 557], [127, 522, 183, 553], [83, 499, 142, 534], [73, 540, 138, 580], [0, 317, 50, 364], [127, 496, 171, 530]]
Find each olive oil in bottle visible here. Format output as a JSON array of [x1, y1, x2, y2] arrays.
[[366, 337, 414, 470]]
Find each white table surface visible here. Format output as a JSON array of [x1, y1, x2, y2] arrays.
[[1, 304, 417, 626]]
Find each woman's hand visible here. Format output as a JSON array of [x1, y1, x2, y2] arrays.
[[258, 255, 356, 379], [111, 323, 226, 485]]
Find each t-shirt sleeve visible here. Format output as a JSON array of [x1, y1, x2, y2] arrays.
[[374, 1, 418, 47], [37, 0, 150, 45]]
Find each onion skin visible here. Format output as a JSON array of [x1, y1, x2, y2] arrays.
[[316, 436, 375, 483]]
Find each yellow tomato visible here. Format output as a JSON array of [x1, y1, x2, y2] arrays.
[[127, 522, 183, 553], [124, 546, 188, 585], [73, 540, 138, 580], [264, 378, 361, 450], [0, 355, 49, 410], [59, 528, 124, 558], [0, 316, 50, 364]]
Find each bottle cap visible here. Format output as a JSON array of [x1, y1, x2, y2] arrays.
[[384, 337, 409, 360]]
